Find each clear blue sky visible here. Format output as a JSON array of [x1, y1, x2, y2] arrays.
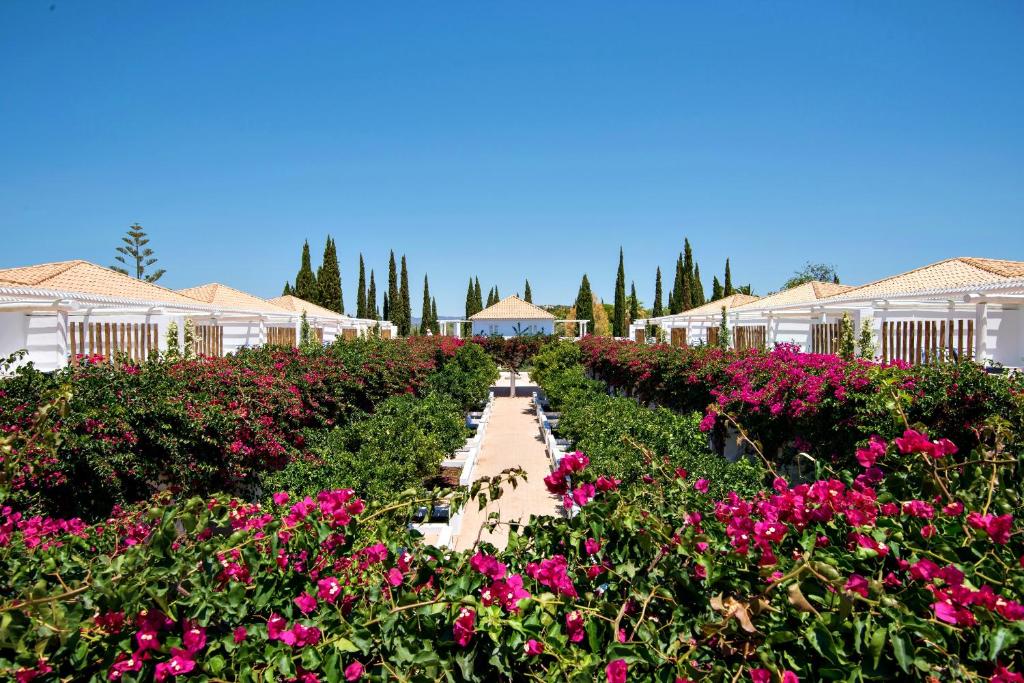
[[1, 2, 1022, 315]]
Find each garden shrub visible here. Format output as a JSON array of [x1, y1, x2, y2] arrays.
[[425, 342, 499, 412]]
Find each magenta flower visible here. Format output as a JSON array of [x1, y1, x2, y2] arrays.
[[694, 479, 709, 493], [272, 491, 289, 505], [344, 661, 364, 681], [606, 659, 628, 683], [585, 537, 601, 555], [565, 610, 585, 643], [387, 568, 404, 587], [153, 649, 195, 681], [453, 607, 476, 647], [317, 577, 342, 604], [181, 621, 206, 653], [524, 639, 544, 656], [294, 592, 317, 615], [233, 626, 247, 643], [844, 574, 869, 598]]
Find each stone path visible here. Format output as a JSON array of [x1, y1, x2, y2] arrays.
[[451, 372, 562, 551]]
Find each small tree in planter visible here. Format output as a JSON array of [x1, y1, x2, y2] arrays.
[[165, 322, 180, 360], [839, 312, 856, 360], [183, 318, 196, 359], [858, 318, 876, 359], [717, 306, 730, 350]]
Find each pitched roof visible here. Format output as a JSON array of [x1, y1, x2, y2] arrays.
[[732, 281, 853, 311], [470, 295, 556, 320], [659, 294, 760, 319], [0, 260, 206, 307], [267, 295, 346, 320], [179, 283, 292, 314], [822, 257, 1024, 303]]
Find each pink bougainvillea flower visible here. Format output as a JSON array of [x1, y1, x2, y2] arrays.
[[585, 537, 601, 555], [453, 607, 476, 647], [526, 555, 578, 597], [344, 661, 364, 681], [694, 479, 710, 493], [317, 577, 342, 604], [470, 552, 507, 580], [524, 639, 544, 656], [181, 621, 206, 653], [844, 574, 869, 598], [855, 435, 887, 469], [153, 649, 195, 681], [134, 630, 159, 652], [967, 512, 1014, 544], [233, 626, 247, 643], [606, 659, 628, 683], [749, 670, 771, 683], [565, 610, 585, 643], [294, 592, 317, 615], [387, 568, 404, 587], [781, 672, 800, 683], [272, 491, 289, 505]]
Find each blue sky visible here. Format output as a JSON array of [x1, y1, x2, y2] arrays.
[[1, 2, 1022, 315]]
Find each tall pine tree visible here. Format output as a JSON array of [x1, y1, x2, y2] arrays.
[[367, 270, 378, 320], [474, 278, 483, 311], [294, 241, 317, 303], [282, 281, 293, 296], [712, 276, 723, 301], [356, 255, 367, 318], [431, 298, 439, 334], [629, 281, 639, 324], [652, 267, 663, 318], [724, 258, 734, 296], [399, 255, 411, 336], [420, 275, 432, 335], [682, 238, 694, 310], [387, 252, 399, 325], [574, 275, 594, 333], [693, 263, 706, 305], [317, 237, 343, 313], [612, 247, 626, 337], [671, 253, 685, 314], [524, 279, 533, 303]]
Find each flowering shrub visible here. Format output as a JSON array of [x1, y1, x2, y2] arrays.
[[577, 336, 1024, 466], [0, 338, 479, 519]]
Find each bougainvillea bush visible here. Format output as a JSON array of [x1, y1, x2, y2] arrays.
[[577, 336, 1024, 467], [1, 387, 1022, 681], [0, 337, 486, 520]]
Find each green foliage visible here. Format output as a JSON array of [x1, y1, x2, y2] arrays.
[[524, 279, 533, 303], [839, 312, 856, 361], [859, 318, 876, 359], [294, 240, 318, 303], [724, 257, 733, 296], [573, 275, 594, 331], [399, 255, 411, 336], [613, 247, 627, 337], [164, 322, 180, 360], [712, 275, 723, 301], [652, 266, 663, 318], [367, 269, 378, 320], [317, 236, 343, 313], [110, 223, 165, 282], [426, 342, 499, 411], [782, 261, 840, 290], [356, 254, 368, 318], [718, 306, 730, 350], [183, 318, 196, 359], [387, 251, 399, 327]]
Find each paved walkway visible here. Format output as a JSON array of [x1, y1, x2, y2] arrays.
[[452, 372, 562, 551]]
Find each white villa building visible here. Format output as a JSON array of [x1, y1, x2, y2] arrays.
[[469, 296, 556, 337], [0, 260, 395, 371], [632, 257, 1024, 369]]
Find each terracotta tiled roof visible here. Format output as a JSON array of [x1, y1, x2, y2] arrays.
[[823, 257, 1024, 302], [732, 281, 853, 311], [267, 295, 346, 320], [659, 294, 760, 319], [0, 260, 206, 307], [470, 295, 556, 320], [179, 283, 292, 314]]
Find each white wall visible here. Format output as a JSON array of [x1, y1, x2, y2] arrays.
[[0, 312, 29, 370], [471, 319, 554, 337]]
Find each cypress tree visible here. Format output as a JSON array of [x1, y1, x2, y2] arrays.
[[652, 267, 663, 318], [682, 239, 694, 310], [399, 255, 411, 336], [318, 237, 343, 313], [356, 254, 367, 318], [712, 276, 723, 301], [367, 270, 378, 320], [387, 251, 399, 324], [693, 264, 706, 305], [431, 298, 439, 334], [282, 281, 293, 296], [724, 258, 734, 296], [629, 281, 638, 324], [671, 253, 685, 314], [524, 279, 533, 303], [574, 275, 594, 333], [294, 241, 317, 303], [474, 278, 483, 311], [613, 247, 626, 337], [493, 286, 500, 303], [465, 279, 475, 317], [420, 275, 432, 335]]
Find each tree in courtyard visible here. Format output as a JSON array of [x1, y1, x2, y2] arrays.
[[524, 279, 533, 303], [712, 276, 723, 301], [356, 255, 367, 318], [838, 312, 856, 361], [671, 253, 685, 314], [682, 238, 695, 310], [652, 267, 664, 318], [629, 281, 639, 325], [574, 275, 594, 333], [317, 237, 343, 314], [387, 251, 399, 325], [781, 261, 841, 290], [858, 319, 876, 359], [293, 241, 318, 303], [474, 278, 483, 312], [431, 297, 439, 334], [367, 270, 378, 320], [693, 263, 706, 305], [420, 275, 432, 335], [717, 306, 730, 350], [111, 223, 166, 283], [613, 247, 627, 337], [723, 258, 734, 297], [399, 255, 411, 336]]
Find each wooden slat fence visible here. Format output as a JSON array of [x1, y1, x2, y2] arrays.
[[266, 326, 297, 348], [881, 319, 974, 364], [69, 321, 158, 365], [342, 328, 358, 340], [633, 328, 646, 343], [734, 325, 766, 352], [811, 322, 840, 354], [193, 324, 224, 357], [670, 328, 687, 348], [707, 327, 719, 347], [380, 328, 393, 339]]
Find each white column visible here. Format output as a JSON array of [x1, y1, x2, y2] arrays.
[[975, 301, 988, 362]]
